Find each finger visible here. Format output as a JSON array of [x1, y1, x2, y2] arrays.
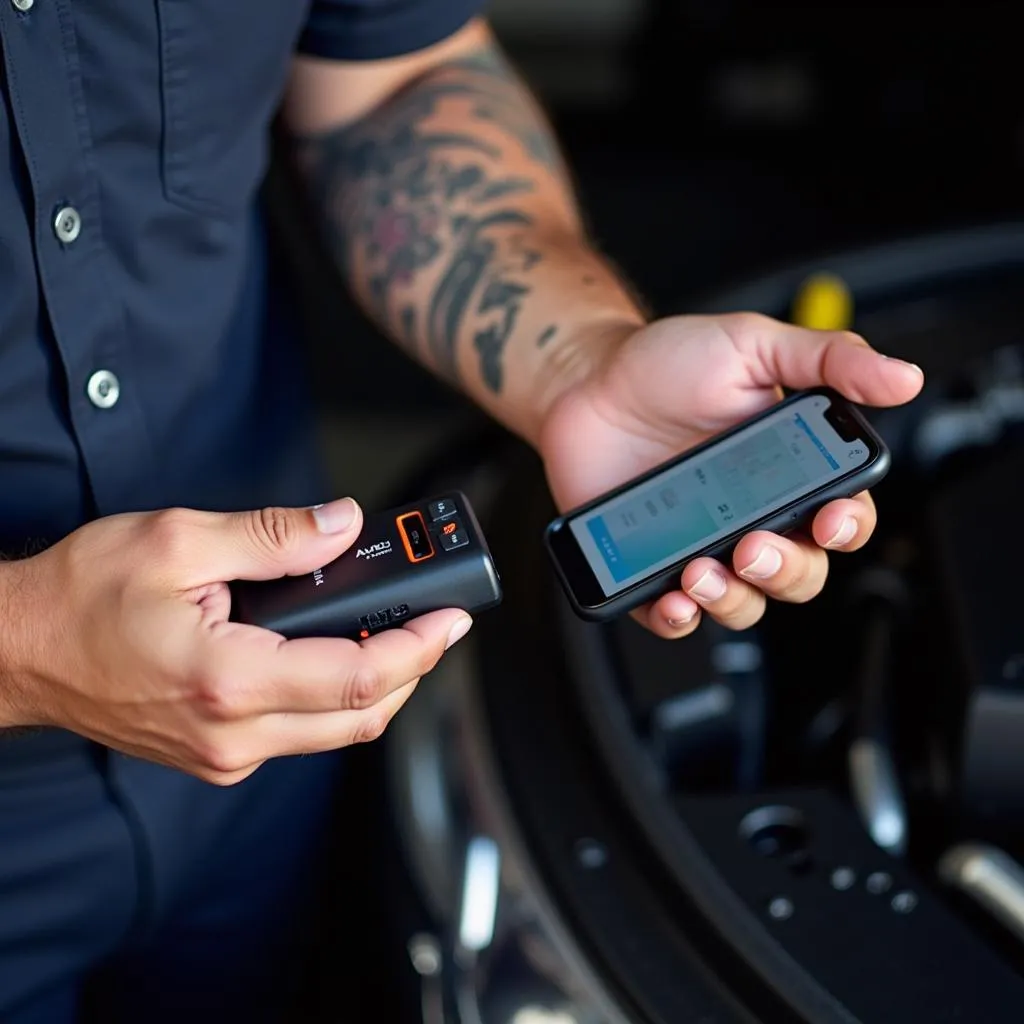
[[266, 679, 421, 757], [630, 592, 703, 639], [726, 315, 924, 408], [809, 492, 877, 552], [199, 680, 422, 777], [212, 496, 365, 581], [148, 496, 366, 589], [260, 609, 469, 712], [681, 557, 767, 631], [202, 608, 472, 716], [731, 530, 829, 604]]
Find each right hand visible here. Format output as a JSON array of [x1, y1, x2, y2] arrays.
[[0, 498, 472, 784]]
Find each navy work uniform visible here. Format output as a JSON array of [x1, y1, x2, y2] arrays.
[[0, 1, 481, 1019]]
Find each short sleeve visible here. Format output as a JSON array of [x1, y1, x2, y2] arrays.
[[298, 0, 490, 61]]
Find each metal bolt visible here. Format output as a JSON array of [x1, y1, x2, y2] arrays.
[[831, 866, 856, 891], [574, 837, 608, 869], [866, 871, 892, 894], [891, 890, 918, 914]]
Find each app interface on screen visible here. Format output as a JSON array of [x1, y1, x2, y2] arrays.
[[570, 398, 869, 597]]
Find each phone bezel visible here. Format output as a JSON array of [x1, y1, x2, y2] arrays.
[[544, 388, 889, 616]]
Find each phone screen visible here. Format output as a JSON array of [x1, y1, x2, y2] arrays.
[[567, 394, 871, 598]]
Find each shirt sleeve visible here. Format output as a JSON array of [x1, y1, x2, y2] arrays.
[[298, 0, 491, 61]]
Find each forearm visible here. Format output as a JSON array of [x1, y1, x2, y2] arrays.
[[288, 33, 645, 445]]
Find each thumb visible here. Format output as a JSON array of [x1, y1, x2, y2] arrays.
[[197, 497, 364, 583], [739, 321, 925, 408]]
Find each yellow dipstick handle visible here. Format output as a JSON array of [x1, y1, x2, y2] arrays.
[[792, 271, 853, 331]]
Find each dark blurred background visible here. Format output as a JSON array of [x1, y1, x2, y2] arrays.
[[267, 0, 1024, 451]]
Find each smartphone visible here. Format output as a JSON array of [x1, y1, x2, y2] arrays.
[[544, 387, 890, 621]]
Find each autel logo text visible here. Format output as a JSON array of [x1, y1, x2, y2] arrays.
[[356, 540, 393, 560]]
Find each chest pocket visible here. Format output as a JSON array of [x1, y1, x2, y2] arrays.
[[157, 0, 312, 218]]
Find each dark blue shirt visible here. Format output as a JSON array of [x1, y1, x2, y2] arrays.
[[0, 0, 482, 549]]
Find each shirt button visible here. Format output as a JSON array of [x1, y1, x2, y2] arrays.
[[12, 0, 34, 11], [53, 206, 82, 244], [86, 370, 120, 410]]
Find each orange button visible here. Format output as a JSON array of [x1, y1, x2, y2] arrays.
[[396, 511, 434, 562]]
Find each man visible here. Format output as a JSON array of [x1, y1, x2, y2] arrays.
[[0, 1, 923, 1020]]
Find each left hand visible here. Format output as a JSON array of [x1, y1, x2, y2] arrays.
[[538, 313, 924, 638]]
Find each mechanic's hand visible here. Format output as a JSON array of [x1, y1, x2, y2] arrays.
[[0, 498, 472, 783], [538, 313, 924, 638]]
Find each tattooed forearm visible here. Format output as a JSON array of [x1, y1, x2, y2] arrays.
[[292, 42, 576, 394], [289, 29, 645, 440]]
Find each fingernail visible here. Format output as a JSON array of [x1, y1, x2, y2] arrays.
[[686, 569, 727, 603], [884, 355, 924, 375], [445, 616, 473, 650], [739, 545, 783, 580], [313, 497, 358, 534], [825, 515, 858, 548], [667, 610, 696, 628]]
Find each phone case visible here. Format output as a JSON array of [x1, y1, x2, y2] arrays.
[[544, 388, 891, 621], [229, 492, 502, 640]]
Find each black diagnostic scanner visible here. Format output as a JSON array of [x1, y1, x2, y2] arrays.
[[229, 492, 502, 640]]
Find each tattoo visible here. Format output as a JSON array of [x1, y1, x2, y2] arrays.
[[399, 305, 416, 344], [536, 324, 558, 348], [471, 106, 561, 169], [443, 49, 563, 169], [472, 266, 532, 392], [472, 177, 534, 203], [296, 42, 564, 393]]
